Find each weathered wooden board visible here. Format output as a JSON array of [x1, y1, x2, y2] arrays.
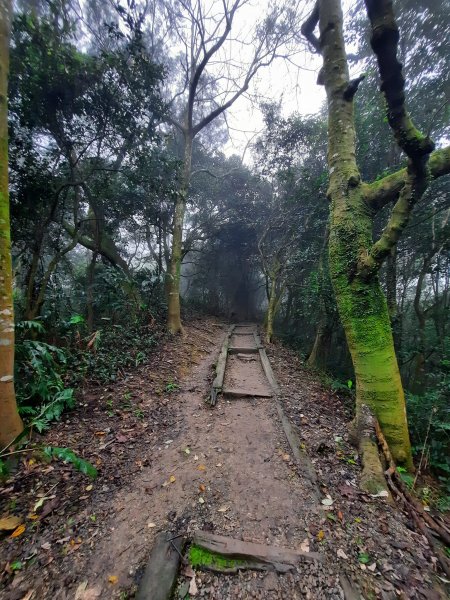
[[222, 388, 273, 398], [192, 531, 321, 571], [210, 325, 234, 406], [255, 331, 319, 496], [136, 532, 185, 600], [228, 346, 259, 354]]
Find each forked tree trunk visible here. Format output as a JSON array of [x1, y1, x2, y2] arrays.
[[0, 0, 23, 447], [317, 0, 413, 468], [167, 133, 192, 334]]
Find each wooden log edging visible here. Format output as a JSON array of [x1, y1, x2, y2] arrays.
[[210, 325, 234, 406], [256, 332, 320, 499], [192, 530, 322, 572]]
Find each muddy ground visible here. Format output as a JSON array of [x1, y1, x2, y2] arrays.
[[0, 318, 449, 600]]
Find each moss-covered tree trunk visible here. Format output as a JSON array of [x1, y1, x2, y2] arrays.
[[0, 0, 23, 447], [314, 0, 413, 467]]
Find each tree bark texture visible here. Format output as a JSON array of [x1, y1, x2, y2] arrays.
[[318, 0, 413, 467], [167, 133, 192, 334], [0, 0, 23, 447], [307, 226, 336, 370]]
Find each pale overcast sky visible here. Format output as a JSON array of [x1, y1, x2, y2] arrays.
[[219, 0, 354, 162]]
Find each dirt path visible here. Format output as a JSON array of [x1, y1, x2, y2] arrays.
[[1, 319, 449, 600]]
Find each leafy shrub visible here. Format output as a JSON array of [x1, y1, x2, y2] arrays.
[[407, 376, 450, 490], [43, 447, 97, 478], [68, 318, 161, 384], [15, 327, 75, 431]]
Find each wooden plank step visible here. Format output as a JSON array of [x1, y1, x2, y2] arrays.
[[228, 346, 259, 354], [222, 388, 273, 398]]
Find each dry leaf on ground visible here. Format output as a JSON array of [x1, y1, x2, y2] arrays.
[[10, 524, 26, 538], [189, 576, 198, 596], [0, 515, 22, 531]]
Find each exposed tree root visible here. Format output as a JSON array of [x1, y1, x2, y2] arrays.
[[374, 420, 450, 578], [353, 405, 389, 496]]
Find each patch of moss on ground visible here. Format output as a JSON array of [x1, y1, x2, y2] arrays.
[[189, 545, 246, 571]]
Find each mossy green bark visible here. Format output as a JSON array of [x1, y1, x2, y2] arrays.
[[319, 0, 413, 468], [189, 545, 246, 572]]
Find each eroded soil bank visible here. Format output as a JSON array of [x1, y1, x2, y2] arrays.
[[1, 319, 448, 599]]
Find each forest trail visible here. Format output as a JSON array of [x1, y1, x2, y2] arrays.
[[2, 319, 448, 600]]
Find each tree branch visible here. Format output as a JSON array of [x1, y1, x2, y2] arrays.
[[358, 0, 444, 277], [300, 2, 320, 53], [187, 0, 241, 131], [363, 146, 450, 212], [364, 0, 434, 162]]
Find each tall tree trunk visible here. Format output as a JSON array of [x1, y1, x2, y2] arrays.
[[265, 277, 277, 344], [0, 0, 23, 447], [385, 245, 401, 351], [283, 288, 293, 328], [308, 319, 333, 371], [308, 226, 336, 370], [410, 258, 429, 394], [318, 0, 412, 467], [86, 251, 98, 333], [167, 132, 192, 334]]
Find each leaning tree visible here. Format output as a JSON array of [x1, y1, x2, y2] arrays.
[[302, 0, 450, 479]]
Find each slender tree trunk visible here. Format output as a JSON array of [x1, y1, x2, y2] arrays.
[[0, 0, 23, 447], [385, 245, 401, 351], [283, 288, 292, 327], [308, 225, 336, 370], [411, 258, 428, 394], [86, 251, 98, 333], [308, 319, 333, 370], [167, 132, 192, 334], [318, 0, 412, 467], [265, 277, 277, 344]]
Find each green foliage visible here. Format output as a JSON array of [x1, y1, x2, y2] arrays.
[[69, 318, 159, 384], [358, 552, 371, 564], [396, 466, 414, 489], [165, 380, 179, 393], [15, 330, 75, 430], [407, 375, 450, 489], [331, 378, 355, 395], [43, 447, 97, 479]]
